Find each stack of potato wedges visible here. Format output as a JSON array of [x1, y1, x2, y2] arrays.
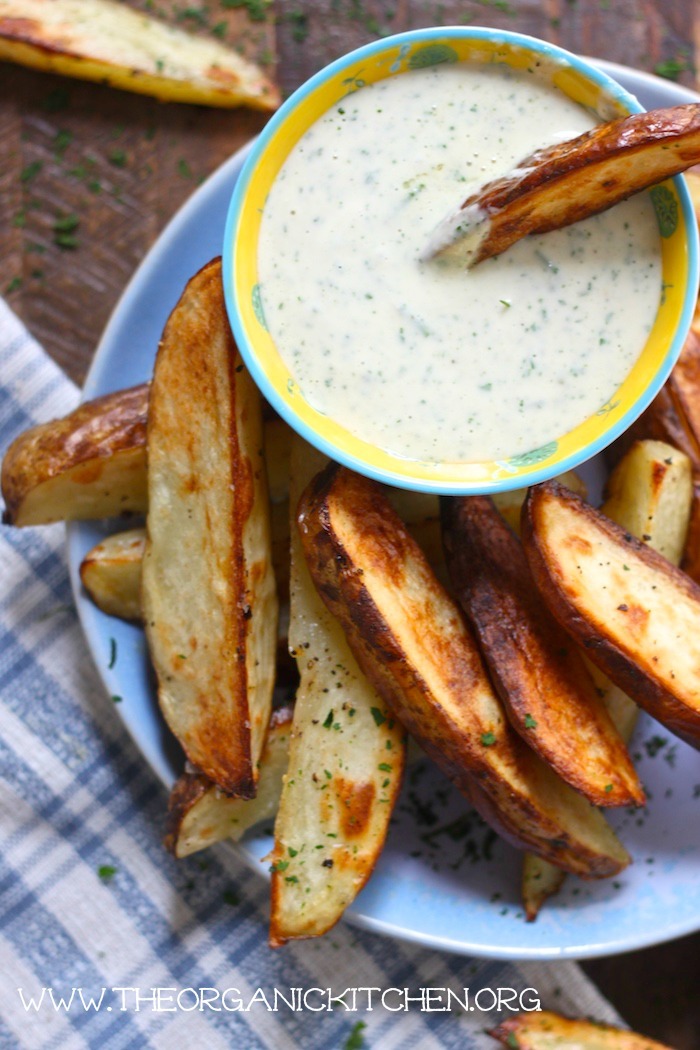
[[4, 172, 700, 945]]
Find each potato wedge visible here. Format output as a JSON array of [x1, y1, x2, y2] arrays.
[[142, 259, 278, 797], [268, 438, 406, 946], [2, 385, 292, 529], [165, 706, 293, 859], [1, 383, 148, 526], [432, 104, 700, 265], [442, 496, 643, 807], [298, 464, 629, 877], [521, 853, 566, 923], [80, 526, 145, 621], [681, 475, 700, 585], [522, 439, 693, 919], [602, 440, 692, 567], [667, 327, 700, 454], [491, 1010, 672, 1049], [0, 0, 279, 111], [524, 479, 700, 749]]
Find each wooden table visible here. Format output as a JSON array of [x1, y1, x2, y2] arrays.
[[1, 2, 698, 1045]]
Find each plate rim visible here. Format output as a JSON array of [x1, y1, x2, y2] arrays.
[[68, 58, 700, 961]]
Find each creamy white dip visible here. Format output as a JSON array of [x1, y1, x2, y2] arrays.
[[257, 62, 662, 463]]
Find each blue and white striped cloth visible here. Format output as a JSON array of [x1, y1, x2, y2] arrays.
[[0, 298, 625, 1049]]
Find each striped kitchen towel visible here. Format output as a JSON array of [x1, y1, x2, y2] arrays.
[[0, 297, 624, 1050]]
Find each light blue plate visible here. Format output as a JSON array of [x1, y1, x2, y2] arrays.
[[68, 62, 700, 959]]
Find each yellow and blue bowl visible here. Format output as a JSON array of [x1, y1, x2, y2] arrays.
[[223, 27, 699, 494]]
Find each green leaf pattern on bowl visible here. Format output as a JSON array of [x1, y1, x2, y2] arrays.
[[252, 284, 268, 330], [650, 186, 679, 238], [408, 44, 459, 70], [507, 440, 558, 468], [596, 398, 621, 417]]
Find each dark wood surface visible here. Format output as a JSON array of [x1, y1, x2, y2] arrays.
[[1, 1, 699, 1045]]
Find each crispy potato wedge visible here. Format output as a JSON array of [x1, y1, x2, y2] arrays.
[[1, 383, 148, 526], [432, 104, 700, 265], [522, 439, 693, 919], [442, 496, 643, 807], [2, 384, 291, 528], [142, 259, 278, 797], [522, 442, 692, 918], [490, 1011, 672, 1049], [603, 440, 692, 567], [0, 0, 279, 111], [80, 526, 145, 621], [299, 464, 629, 877], [681, 475, 700, 585], [667, 327, 700, 453], [521, 853, 566, 923], [165, 706, 293, 859], [524, 480, 700, 750], [268, 438, 406, 946]]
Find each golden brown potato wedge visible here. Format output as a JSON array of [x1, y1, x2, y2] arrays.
[[2, 384, 292, 529], [79, 527, 145, 622], [521, 853, 566, 923], [522, 440, 693, 919], [1, 383, 148, 526], [681, 475, 700, 585], [602, 440, 692, 567], [268, 438, 406, 947], [432, 104, 700, 265], [442, 496, 643, 807], [165, 706, 294, 859], [0, 0, 279, 111], [667, 327, 700, 453], [298, 464, 629, 877], [491, 1010, 672, 1049], [524, 480, 700, 750], [142, 259, 278, 798]]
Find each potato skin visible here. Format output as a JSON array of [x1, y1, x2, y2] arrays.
[[2, 383, 149, 525], [523, 480, 700, 749], [441, 495, 643, 807], [299, 465, 629, 878]]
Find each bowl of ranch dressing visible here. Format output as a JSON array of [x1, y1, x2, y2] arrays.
[[223, 27, 699, 493]]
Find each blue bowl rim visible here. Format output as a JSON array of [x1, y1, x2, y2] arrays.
[[222, 26, 700, 494]]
